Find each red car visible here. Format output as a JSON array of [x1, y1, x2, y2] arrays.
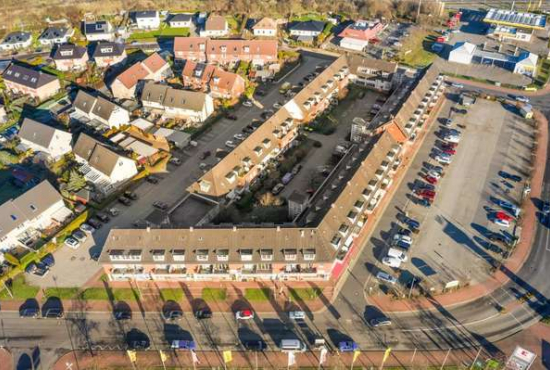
[[495, 211, 513, 221], [442, 148, 456, 155], [425, 175, 438, 184], [418, 189, 436, 199], [441, 142, 458, 150]]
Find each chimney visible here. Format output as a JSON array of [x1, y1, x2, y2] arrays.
[[146, 226, 150, 233], [189, 227, 193, 232]]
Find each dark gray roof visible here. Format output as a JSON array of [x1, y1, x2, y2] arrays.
[[91, 96, 116, 121], [134, 10, 158, 19], [0, 180, 63, 240], [73, 90, 96, 114], [73, 89, 116, 121], [18, 118, 58, 148], [91, 42, 125, 58], [52, 44, 87, 60], [2, 64, 57, 89], [1, 32, 32, 45], [289, 20, 326, 33], [39, 27, 70, 41], [84, 21, 111, 35], [169, 13, 193, 23]]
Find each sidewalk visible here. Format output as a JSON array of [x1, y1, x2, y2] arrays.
[[52, 322, 550, 369], [366, 110, 548, 313]]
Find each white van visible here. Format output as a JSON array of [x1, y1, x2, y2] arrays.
[[280, 339, 307, 352], [382, 256, 402, 268], [387, 248, 408, 262]]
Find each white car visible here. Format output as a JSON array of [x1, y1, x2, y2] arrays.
[[64, 237, 81, 249], [393, 234, 412, 245], [376, 271, 397, 285], [451, 82, 464, 89], [382, 256, 402, 268], [515, 95, 529, 103], [435, 154, 452, 164], [233, 133, 246, 141], [289, 311, 305, 320], [427, 170, 441, 179], [243, 100, 253, 107], [444, 135, 460, 143], [494, 218, 511, 228], [225, 140, 237, 148], [79, 223, 95, 234]]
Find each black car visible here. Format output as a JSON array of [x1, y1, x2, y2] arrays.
[[124, 191, 138, 200], [417, 198, 431, 207], [226, 113, 238, 121], [485, 243, 503, 255], [163, 309, 183, 321], [200, 150, 211, 160], [255, 89, 266, 97], [118, 196, 132, 206], [114, 309, 132, 321], [126, 329, 150, 350], [195, 308, 213, 320], [20, 307, 39, 318], [95, 212, 110, 223], [87, 218, 103, 229], [499, 171, 522, 182], [43, 308, 64, 319], [243, 340, 267, 351], [487, 232, 510, 245], [146, 175, 160, 184]]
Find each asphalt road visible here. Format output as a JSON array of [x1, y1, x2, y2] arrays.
[[4, 71, 550, 368]]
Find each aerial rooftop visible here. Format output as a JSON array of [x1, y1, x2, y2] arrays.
[[483, 8, 546, 29]]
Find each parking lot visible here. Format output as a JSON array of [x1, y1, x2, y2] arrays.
[[26, 51, 338, 288], [364, 89, 536, 293]]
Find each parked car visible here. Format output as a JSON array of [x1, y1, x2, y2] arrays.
[[118, 196, 132, 206], [338, 341, 358, 352], [543, 202, 550, 215], [41, 254, 55, 268], [72, 230, 87, 242], [124, 191, 138, 200], [171, 340, 196, 350], [272, 183, 285, 195], [225, 140, 237, 148], [163, 309, 183, 321], [441, 142, 458, 150], [108, 207, 120, 217], [417, 198, 431, 207], [153, 201, 169, 210], [435, 154, 452, 164], [234, 133, 246, 141], [393, 234, 412, 245], [441, 147, 456, 155], [43, 307, 64, 319], [416, 189, 436, 199], [200, 151, 211, 160], [514, 95, 529, 103], [226, 113, 238, 121], [369, 317, 392, 327], [236, 309, 254, 320], [444, 135, 460, 143], [376, 271, 397, 285], [243, 340, 266, 351], [451, 82, 464, 88], [289, 311, 305, 320], [425, 175, 438, 184], [442, 118, 453, 126], [95, 212, 110, 223], [498, 171, 522, 182], [291, 164, 303, 176], [494, 218, 511, 228], [146, 175, 160, 184], [169, 157, 182, 166], [243, 100, 253, 107], [87, 218, 103, 229], [79, 223, 95, 234], [195, 308, 213, 320], [382, 256, 402, 268]]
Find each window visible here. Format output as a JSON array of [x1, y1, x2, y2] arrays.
[[171, 249, 185, 261], [331, 234, 342, 248], [339, 223, 349, 234], [347, 210, 358, 222], [240, 249, 253, 261], [217, 249, 229, 261], [196, 249, 209, 262], [284, 249, 297, 261], [304, 249, 316, 261], [260, 249, 273, 261]]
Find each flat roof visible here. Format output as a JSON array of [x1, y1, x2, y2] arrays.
[[483, 8, 546, 29]]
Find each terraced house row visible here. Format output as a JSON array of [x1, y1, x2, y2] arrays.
[[99, 57, 446, 282]]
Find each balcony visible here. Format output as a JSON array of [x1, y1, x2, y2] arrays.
[[109, 250, 142, 262], [110, 267, 147, 280], [197, 264, 229, 274], [152, 266, 187, 276]]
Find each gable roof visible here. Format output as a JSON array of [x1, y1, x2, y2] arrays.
[[208, 39, 278, 56], [73, 90, 118, 121], [114, 62, 150, 89], [52, 44, 87, 60], [91, 95, 117, 121], [134, 10, 158, 19], [2, 64, 57, 89], [170, 13, 193, 23], [91, 42, 125, 58], [73, 90, 96, 114], [141, 52, 167, 73], [452, 41, 477, 55], [289, 20, 326, 33], [73, 133, 123, 177], [1, 32, 32, 45], [346, 54, 397, 75], [18, 118, 65, 148], [210, 68, 243, 91], [0, 180, 63, 240], [252, 17, 277, 30], [39, 27, 71, 41], [141, 82, 209, 112], [205, 15, 227, 31], [182, 60, 216, 82], [174, 37, 208, 53], [84, 21, 111, 35]]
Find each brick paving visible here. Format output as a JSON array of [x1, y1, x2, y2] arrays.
[[51, 322, 550, 369]]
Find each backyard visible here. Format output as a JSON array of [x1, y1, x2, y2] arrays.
[[396, 29, 438, 68], [128, 24, 190, 40]]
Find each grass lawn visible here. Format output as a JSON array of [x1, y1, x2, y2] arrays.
[[311, 86, 364, 135], [397, 30, 438, 68], [0, 275, 39, 300], [202, 288, 227, 302], [291, 14, 326, 22], [128, 24, 190, 40], [289, 287, 323, 301], [79, 287, 139, 301], [44, 287, 79, 299], [244, 288, 272, 301], [160, 288, 183, 301]]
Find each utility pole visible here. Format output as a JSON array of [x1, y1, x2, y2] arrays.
[[416, 0, 422, 24]]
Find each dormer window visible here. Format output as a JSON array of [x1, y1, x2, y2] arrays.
[[284, 249, 297, 261], [217, 249, 229, 261], [253, 146, 263, 156], [262, 138, 271, 148], [196, 249, 209, 261], [260, 249, 273, 261], [240, 249, 253, 261], [303, 249, 316, 261]]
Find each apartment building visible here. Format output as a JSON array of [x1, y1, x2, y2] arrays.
[[174, 37, 278, 66], [110, 52, 171, 99], [52, 44, 89, 72], [99, 59, 446, 283], [2, 64, 61, 101], [347, 54, 397, 91]]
